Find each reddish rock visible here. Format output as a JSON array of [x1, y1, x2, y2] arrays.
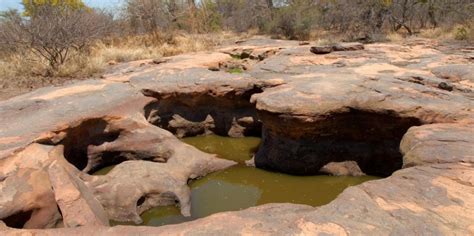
[[48, 162, 109, 227], [0, 37, 473, 235]]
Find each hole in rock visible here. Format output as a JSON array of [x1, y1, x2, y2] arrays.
[[143, 88, 263, 138], [256, 109, 422, 177], [137, 196, 146, 207], [2, 210, 33, 229], [97, 135, 379, 227], [58, 119, 121, 171]]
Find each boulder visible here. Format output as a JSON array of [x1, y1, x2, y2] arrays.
[[310, 42, 364, 55], [332, 42, 365, 51], [48, 162, 109, 227], [310, 45, 333, 54]]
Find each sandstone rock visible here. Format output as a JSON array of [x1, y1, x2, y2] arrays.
[[431, 64, 474, 82], [133, 68, 281, 138], [310, 43, 364, 55], [0, 220, 6, 229], [251, 74, 473, 176], [0, 37, 473, 235], [319, 161, 365, 176], [400, 123, 474, 168], [4, 163, 474, 235], [89, 155, 235, 223], [48, 162, 109, 227], [0, 80, 149, 161], [332, 42, 365, 51], [310, 45, 333, 54], [0, 144, 66, 229]]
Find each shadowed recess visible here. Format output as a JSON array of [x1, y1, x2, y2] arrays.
[[256, 108, 423, 177]]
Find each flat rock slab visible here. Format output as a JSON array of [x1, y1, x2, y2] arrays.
[[48, 162, 109, 227]]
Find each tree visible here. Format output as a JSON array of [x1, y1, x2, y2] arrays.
[[22, 0, 88, 16], [0, 3, 112, 73]]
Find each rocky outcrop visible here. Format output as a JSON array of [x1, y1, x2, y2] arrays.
[[0, 70, 239, 228], [251, 73, 473, 176], [3, 163, 474, 235], [0, 37, 473, 234], [89, 156, 234, 223], [133, 68, 282, 138], [48, 162, 109, 227]]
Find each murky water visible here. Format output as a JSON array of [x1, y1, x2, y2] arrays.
[[94, 135, 379, 226]]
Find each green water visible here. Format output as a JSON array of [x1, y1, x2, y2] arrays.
[[94, 135, 379, 227]]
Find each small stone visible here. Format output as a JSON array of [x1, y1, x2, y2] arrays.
[[310, 46, 333, 54], [438, 82, 454, 91]]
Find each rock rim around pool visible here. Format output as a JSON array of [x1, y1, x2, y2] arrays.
[[1, 37, 474, 235]]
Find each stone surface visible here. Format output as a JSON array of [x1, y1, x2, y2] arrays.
[[310, 45, 333, 54], [132, 68, 283, 138], [89, 156, 234, 223], [3, 163, 474, 235], [400, 123, 474, 168], [48, 162, 109, 227], [0, 144, 66, 229], [332, 42, 365, 51], [319, 161, 365, 176], [0, 37, 473, 234]]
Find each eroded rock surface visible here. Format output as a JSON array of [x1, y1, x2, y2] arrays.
[[0, 37, 473, 235], [48, 162, 109, 227], [319, 161, 365, 176]]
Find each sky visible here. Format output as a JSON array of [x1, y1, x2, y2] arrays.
[[0, 0, 124, 11]]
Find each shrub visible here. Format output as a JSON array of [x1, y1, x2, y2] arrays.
[[0, 5, 112, 74]]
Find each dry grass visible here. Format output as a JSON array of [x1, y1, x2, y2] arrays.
[[0, 31, 243, 80], [418, 23, 474, 42], [0, 31, 246, 100]]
